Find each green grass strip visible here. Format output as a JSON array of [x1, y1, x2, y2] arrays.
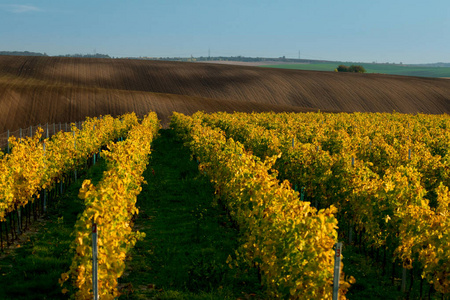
[[261, 63, 450, 78], [118, 129, 263, 300]]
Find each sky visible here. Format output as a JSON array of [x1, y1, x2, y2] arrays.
[[0, 0, 449, 64]]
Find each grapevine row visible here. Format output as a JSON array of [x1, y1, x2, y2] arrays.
[[0, 113, 139, 222], [60, 112, 160, 299], [200, 111, 450, 295], [171, 112, 353, 299]]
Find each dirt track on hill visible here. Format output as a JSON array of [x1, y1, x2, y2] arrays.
[[0, 55, 449, 132]]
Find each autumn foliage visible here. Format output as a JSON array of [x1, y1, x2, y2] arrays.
[[60, 112, 160, 299]]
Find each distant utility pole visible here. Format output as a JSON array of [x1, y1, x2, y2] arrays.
[[208, 48, 211, 60]]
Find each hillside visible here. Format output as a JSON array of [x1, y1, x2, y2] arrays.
[[261, 62, 450, 78], [0, 55, 449, 133]]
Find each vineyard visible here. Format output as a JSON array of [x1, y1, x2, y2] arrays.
[[0, 110, 449, 299]]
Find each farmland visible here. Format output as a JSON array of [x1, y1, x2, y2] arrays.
[[0, 55, 450, 133], [261, 62, 450, 78]]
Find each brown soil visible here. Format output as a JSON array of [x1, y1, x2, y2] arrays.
[[0, 55, 449, 132], [198, 60, 305, 67]]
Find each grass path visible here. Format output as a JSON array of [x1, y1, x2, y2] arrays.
[[118, 129, 263, 299]]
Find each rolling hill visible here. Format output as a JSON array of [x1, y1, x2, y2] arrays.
[[260, 62, 450, 78], [0, 55, 449, 133]]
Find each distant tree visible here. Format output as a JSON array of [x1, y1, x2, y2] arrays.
[[337, 64, 366, 73], [337, 65, 349, 72], [0, 51, 47, 56], [348, 65, 366, 73]]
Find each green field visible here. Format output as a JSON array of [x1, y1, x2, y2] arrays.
[[261, 62, 450, 78]]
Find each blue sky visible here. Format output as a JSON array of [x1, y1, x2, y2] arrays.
[[0, 0, 449, 63]]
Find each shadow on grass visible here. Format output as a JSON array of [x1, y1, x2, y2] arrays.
[[0, 161, 106, 300]]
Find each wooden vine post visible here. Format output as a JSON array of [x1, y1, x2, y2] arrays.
[[333, 242, 343, 300], [92, 221, 99, 300]]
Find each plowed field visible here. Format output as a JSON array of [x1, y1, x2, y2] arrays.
[[0, 55, 449, 132]]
